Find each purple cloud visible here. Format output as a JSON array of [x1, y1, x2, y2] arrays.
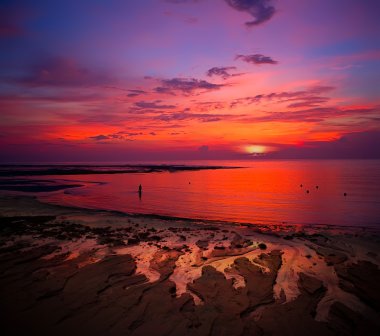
[[206, 66, 237, 79], [89, 131, 144, 142], [104, 86, 147, 98], [243, 106, 377, 123], [155, 77, 225, 95], [287, 97, 330, 109], [156, 111, 241, 123], [236, 54, 278, 65], [89, 134, 109, 141], [135, 101, 176, 109], [225, 0, 276, 26], [231, 86, 334, 108], [127, 89, 147, 97]]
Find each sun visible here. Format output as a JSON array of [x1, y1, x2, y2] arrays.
[[244, 145, 277, 155]]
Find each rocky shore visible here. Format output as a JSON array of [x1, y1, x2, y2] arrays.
[[0, 195, 379, 335]]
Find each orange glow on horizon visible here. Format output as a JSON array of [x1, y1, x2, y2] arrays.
[[243, 145, 277, 155]]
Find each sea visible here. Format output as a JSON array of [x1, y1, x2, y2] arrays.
[[12, 159, 378, 228]]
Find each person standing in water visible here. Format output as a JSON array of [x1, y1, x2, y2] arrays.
[[138, 184, 142, 198]]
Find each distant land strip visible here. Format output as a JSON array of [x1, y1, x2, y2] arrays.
[[0, 165, 241, 177]]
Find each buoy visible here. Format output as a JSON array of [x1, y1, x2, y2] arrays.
[[306, 190, 310, 194], [316, 186, 319, 189], [344, 192, 347, 196]]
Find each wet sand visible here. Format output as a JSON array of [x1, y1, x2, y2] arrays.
[[0, 195, 379, 335]]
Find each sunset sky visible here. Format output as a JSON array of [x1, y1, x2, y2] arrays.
[[1, 0, 380, 162]]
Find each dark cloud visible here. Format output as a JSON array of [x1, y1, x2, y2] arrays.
[[268, 131, 380, 159], [13, 57, 112, 88], [155, 78, 225, 95], [127, 89, 147, 97], [119, 131, 144, 137], [231, 86, 334, 109], [156, 111, 241, 123], [104, 86, 148, 97], [225, 0, 276, 26], [287, 97, 330, 109], [89, 131, 144, 142], [154, 86, 176, 95], [236, 54, 277, 65], [134, 101, 176, 109], [243, 106, 377, 124], [89, 135, 109, 141], [206, 66, 237, 79]]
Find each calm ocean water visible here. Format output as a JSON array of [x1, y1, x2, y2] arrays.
[[38, 160, 380, 227]]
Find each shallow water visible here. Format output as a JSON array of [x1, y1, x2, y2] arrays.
[[34, 160, 380, 227]]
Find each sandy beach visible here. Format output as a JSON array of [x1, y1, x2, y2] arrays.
[[0, 194, 379, 335]]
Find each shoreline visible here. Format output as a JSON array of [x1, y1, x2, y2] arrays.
[[1, 194, 379, 335], [3, 193, 380, 233]]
